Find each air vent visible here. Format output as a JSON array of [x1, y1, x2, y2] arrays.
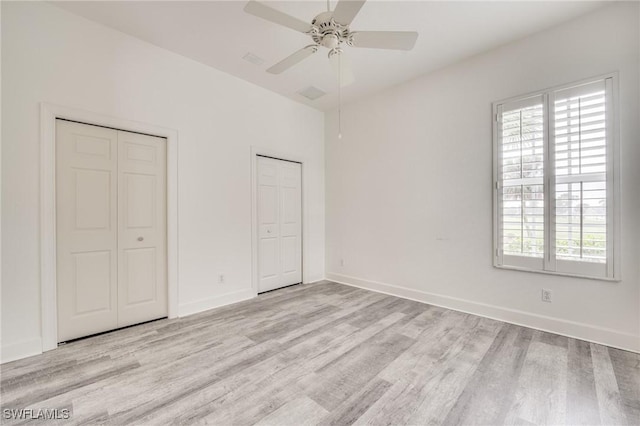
[[297, 86, 326, 101], [242, 52, 264, 65]]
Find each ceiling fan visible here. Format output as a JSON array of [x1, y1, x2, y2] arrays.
[[244, 0, 419, 86]]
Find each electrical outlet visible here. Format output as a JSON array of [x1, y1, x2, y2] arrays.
[[218, 274, 225, 284], [340, 258, 344, 267], [541, 289, 552, 303]]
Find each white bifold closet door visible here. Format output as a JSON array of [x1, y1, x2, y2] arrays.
[[56, 120, 167, 342], [257, 156, 302, 293]]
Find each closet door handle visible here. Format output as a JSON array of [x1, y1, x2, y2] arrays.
[[137, 237, 144, 241]]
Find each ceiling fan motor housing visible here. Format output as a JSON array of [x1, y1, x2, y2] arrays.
[[310, 11, 353, 49]]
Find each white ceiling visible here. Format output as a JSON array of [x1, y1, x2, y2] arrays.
[[53, 0, 608, 111]]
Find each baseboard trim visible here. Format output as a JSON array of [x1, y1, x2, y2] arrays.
[[178, 288, 256, 317], [326, 272, 640, 353], [1, 338, 43, 364], [304, 276, 326, 285]]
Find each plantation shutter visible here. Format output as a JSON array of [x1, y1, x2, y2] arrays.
[[496, 95, 546, 270], [493, 75, 616, 279], [550, 78, 612, 278]]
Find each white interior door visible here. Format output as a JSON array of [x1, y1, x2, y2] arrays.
[[56, 120, 119, 341], [57, 120, 167, 342], [257, 156, 302, 293], [117, 130, 167, 328]]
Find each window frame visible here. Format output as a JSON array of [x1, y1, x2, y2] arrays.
[[492, 73, 620, 281]]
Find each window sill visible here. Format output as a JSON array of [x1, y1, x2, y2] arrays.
[[493, 264, 620, 282]]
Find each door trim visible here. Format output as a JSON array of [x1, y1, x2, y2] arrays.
[[250, 147, 307, 296], [40, 103, 179, 352]]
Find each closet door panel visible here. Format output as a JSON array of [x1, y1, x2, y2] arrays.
[[117, 130, 168, 327], [279, 161, 302, 286], [257, 157, 281, 292], [56, 120, 118, 342]]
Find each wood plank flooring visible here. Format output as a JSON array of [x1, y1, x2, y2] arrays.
[[1, 281, 638, 425]]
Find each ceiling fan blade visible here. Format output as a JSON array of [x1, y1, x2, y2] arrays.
[[331, 0, 366, 25], [244, 0, 312, 33], [329, 51, 355, 87], [351, 31, 418, 51], [267, 45, 318, 74]]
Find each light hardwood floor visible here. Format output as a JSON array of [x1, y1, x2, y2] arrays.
[[1, 281, 639, 425]]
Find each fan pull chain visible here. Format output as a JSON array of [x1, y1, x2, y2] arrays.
[[338, 52, 342, 140], [327, 0, 330, 12]]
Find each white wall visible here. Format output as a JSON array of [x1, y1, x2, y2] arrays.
[[326, 3, 640, 351], [1, 2, 325, 362]]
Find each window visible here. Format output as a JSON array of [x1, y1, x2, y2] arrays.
[[493, 75, 618, 280]]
